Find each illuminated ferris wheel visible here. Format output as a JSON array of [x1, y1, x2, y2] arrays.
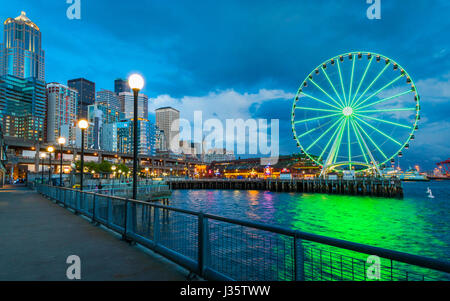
[[291, 52, 420, 175]]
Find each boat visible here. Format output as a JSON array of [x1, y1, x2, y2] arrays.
[[399, 169, 429, 182]]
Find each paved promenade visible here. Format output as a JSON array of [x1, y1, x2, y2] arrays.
[[0, 185, 188, 281]]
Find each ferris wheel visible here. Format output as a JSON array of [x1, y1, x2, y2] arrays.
[[291, 52, 420, 175]]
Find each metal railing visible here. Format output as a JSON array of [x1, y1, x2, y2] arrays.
[[36, 185, 450, 281]]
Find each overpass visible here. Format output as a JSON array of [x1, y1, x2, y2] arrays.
[[3, 137, 201, 180]]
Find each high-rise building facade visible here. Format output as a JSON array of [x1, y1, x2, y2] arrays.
[[118, 92, 148, 120], [96, 89, 121, 112], [67, 78, 95, 119], [116, 120, 155, 156], [155, 107, 180, 152], [46, 83, 78, 143], [87, 103, 124, 149], [0, 12, 46, 141], [114, 78, 130, 95], [0, 75, 46, 141], [0, 12, 45, 81]]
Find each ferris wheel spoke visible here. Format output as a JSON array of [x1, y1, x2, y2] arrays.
[[300, 92, 342, 110], [317, 118, 346, 161], [295, 106, 340, 113], [350, 118, 369, 164], [354, 113, 412, 129], [305, 117, 344, 152], [349, 57, 373, 107], [294, 113, 341, 124], [354, 120, 388, 160], [354, 115, 402, 146], [347, 117, 352, 168], [321, 67, 345, 108], [356, 90, 413, 111], [356, 107, 416, 114], [336, 59, 347, 106], [348, 57, 356, 107], [309, 78, 344, 109], [350, 62, 391, 108], [353, 74, 404, 109], [331, 119, 347, 164]]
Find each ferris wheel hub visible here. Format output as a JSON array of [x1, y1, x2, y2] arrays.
[[342, 106, 353, 117]]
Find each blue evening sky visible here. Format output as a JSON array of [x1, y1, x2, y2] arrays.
[[1, 0, 449, 170]]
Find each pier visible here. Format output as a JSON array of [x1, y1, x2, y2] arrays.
[[167, 178, 404, 198]]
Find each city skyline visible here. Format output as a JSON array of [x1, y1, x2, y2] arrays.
[[0, 1, 449, 169]]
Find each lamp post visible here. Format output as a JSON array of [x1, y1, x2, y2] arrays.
[[145, 167, 149, 184], [47, 146, 55, 185], [40, 153, 46, 184], [111, 165, 116, 194], [58, 137, 66, 187], [128, 73, 144, 200], [78, 119, 89, 191]]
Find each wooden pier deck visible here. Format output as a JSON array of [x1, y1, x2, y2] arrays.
[[167, 178, 403, 198]]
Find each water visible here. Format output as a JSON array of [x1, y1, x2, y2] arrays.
[[167, 180, 450, 261]]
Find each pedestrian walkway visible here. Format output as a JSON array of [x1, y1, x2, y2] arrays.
[[0, 185, 189, 280]]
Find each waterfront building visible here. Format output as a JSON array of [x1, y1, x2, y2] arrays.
[[0, 12, 45, 81], [87, 103, 124, 149], [67, 78, 95, 119], [203, 148, 235, 163], [96, 89, 121, 112], [118, 92, 148, 120], [155, 107, 180, 152], [114, 78, 130, 95], [46, 83, 78, 144], [0, 75, 46, 141]]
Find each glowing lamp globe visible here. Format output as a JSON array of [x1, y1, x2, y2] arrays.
[[58, 137, 66, 145], [47, 146, 55, 153], [128, 74, 145, 90], [78, 119, 89, 130]]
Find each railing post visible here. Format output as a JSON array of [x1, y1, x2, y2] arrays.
[[198, 212, 210, 277], [91, 194, 97, 224], [122, 199, 129, 241], [107, 197, 112, 226], [153, 206, 160, 244], [294, 232, 305, 281]]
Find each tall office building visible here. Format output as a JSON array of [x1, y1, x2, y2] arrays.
[[87, 103, 124, 149], [96, 89, 121, 112], [67, 78, 95, 119], [155, 107, 180, 152], [0, 12, 45, 81], [118, 92, 148, 120], [0, 12, 46, 141], [114, 78, 130, 94], [46, 83, 78, 144], [115, 120, 155, 156]]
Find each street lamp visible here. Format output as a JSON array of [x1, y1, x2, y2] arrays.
[[78, 119, 89, 191], [128, 73, 144, 200], [40, 153, 46, 184], [58, 137, 66, 187], [47, 146, 55, 185]]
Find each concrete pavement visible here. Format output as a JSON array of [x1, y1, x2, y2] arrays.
[[0, 185, 189, 281]]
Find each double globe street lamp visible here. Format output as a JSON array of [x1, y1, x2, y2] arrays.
[[128, 73, 145, 200]]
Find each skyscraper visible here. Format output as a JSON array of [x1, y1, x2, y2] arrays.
[[155, 107, 180, 152], [0, 12, 45, 81], [67, 78, 95, 119], [96, 89, 121, 112], [114, 78, 130, 94], [87, 103, 124, 149], [118, 92, 148, 120], [0, 12, 46, 141], [46, 83, 78, 143]]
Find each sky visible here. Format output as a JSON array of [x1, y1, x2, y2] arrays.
[[1, 0, 449, 170]]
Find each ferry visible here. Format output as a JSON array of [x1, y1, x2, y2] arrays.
[[399, 169, 429, 182]]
